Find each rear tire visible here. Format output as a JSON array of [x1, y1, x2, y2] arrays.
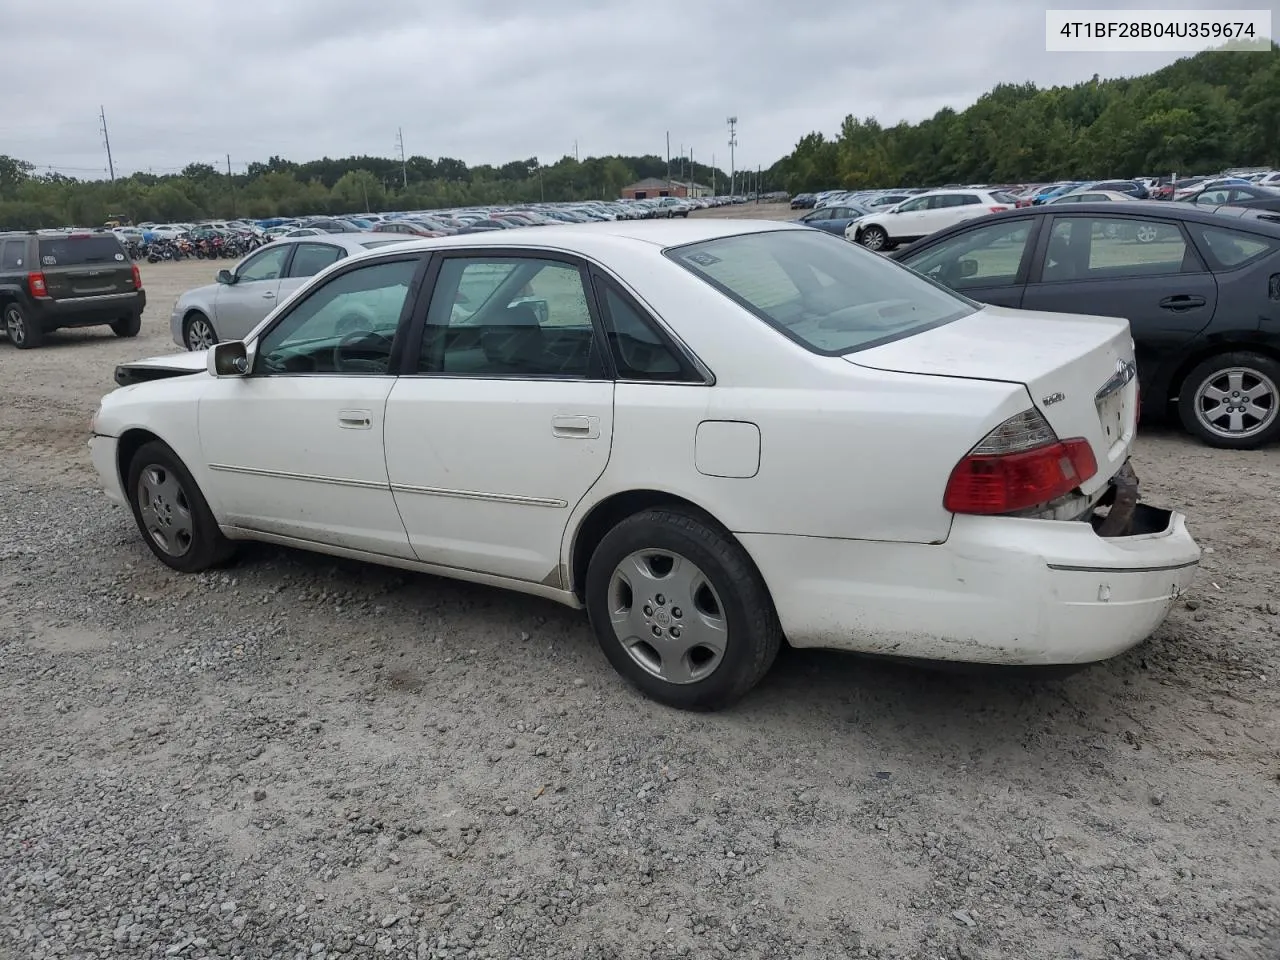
[[125, 440, 235, 572], [584, 508, 782, 710], [3, 302, 43, 349], [1177, 352, 1280, 449], [111, 313, 142, 338]]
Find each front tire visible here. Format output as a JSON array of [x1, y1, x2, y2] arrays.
[[860, 225, 888, 251], [184, 312, 218, 351], [125, 440, 235, 572], [4, 302, 43, 349], [111, 313, 141, 338], [584, 509, 782, 710], [1178, 352, 1280, 449]]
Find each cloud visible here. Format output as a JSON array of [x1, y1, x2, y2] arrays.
[[1, 0, 1251, 178]]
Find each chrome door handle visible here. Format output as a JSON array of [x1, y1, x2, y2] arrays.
[[262, 291, 276, 299], [338, 409, 372, 429], [552, 415, 599, 439]]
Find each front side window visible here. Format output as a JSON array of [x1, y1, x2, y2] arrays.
[[417, 257, 598, 377], [237, 245, 289, 283], [288, 242, 344, 278], [669, 228, 975, 356], [901, 219, 1033, 290], [896, 197, 931, 213], [255, 258, 420, 375]]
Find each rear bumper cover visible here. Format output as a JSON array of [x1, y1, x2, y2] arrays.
[[31, 291, 146, 327], [742, 499, 1200, 666]]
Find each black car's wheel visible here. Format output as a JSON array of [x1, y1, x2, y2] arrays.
[[1178, 352, 1280, 449], [3, 302, 43, 349], [584, 508, 782, 710], [184, 312, 218, 351], [125, 440, 235, 572], [111, 313, 142, 338], [860, 225, 889, 251]]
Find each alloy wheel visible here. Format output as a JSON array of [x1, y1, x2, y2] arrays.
[[607, 549, 727, 685], [1192, 366, 1277, 441], [186, 316, 216, 351], [4, 306, 25, 346]]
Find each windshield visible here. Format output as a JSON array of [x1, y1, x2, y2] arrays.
[[37, 236, 125, 266], [667, 228, 976, 355]]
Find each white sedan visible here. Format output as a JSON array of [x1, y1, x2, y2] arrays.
[[845, 189, 1017, 250], [90, 220, 1200, 709]]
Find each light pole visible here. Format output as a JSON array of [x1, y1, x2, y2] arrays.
[[727, 117, 737, 196]]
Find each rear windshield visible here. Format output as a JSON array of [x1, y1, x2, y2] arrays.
[[38, 236, 125, 266], [666, 228, 976, 355]]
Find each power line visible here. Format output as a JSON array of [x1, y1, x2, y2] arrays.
[[99, 106, 115, 182]]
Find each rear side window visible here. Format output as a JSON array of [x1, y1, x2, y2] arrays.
[[37, 236, 125, 266], [1193, 226, 1276, 269], [0, 239, 24, 270], [668, 229, 975, 356], [288, 243, 344, 278], [593, 278, 700, 382]]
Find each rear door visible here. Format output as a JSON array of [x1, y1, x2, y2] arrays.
[[37, 235, 134, 299], [1020, 213, 1217, 387]]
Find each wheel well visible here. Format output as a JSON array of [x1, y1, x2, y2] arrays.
[[115, 428, 164, 491], [569, 490, 728, 601], [1164, 341, 1280, 411]]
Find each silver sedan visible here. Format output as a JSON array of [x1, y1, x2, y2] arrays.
[[169, 234, 412, 350]]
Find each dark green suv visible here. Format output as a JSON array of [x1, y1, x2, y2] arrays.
[[0, 230, 147, 349]]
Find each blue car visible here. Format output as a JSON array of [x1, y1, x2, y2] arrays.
[[795, 203, 872, 236]]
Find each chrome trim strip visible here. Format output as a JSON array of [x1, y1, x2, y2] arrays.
[[207, 462, 388, 490], [55, 292, 138, 304], [1046, 559, 1199, 574], [1096, 359, 1137, 401], [390, 482, 567, 508]]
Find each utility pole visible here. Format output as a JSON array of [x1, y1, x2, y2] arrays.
[[99, 106, 115, 182], [756, 164, 761, 202], [690, 148, 695, 197], [396, 128, 408, 189], [666, 131, 671, 186], [574, 139, 579, 163], [679, 143, 684, 183], [727, 117, 737, 196], [711, 153, 716, 195], [227, 154, 236, 217]]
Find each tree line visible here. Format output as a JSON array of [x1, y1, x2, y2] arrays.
[[772, 45, 1280, 193], [0, 152, 736, 230], [4, 44, 1278, 230]]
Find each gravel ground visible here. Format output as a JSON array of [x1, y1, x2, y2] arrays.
[[1, 211, 1278, 960]]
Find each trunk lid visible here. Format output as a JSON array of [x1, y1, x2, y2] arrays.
[[846, 304, 1137, 493], [38, 235, 135, 299]]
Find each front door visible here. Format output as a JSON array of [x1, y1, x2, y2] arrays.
[[213, 244, 291, 341], [1021, 214, 1217, 384], [384, 253, 614, 585], [198, 255, 427, 558]]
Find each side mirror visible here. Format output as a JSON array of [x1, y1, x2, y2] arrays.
[[216, 269, 235, 285], [959, 258, 980, 278], [208, 340, 249, 377]]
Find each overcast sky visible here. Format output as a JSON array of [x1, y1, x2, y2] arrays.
[[3, 0, 1260, 179]]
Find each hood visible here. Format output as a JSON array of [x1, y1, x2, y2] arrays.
[[114, 350, 208, 387]]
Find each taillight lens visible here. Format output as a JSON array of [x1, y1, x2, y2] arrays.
[[27, 271, 47, 297], [943, 409, 1098, 515], [988, 205, 1009, 212], [131, 263, 142, 289]]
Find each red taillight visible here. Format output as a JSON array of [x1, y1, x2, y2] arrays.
[[27, 271, 48, 297], [989, 206, 1009, 213], [943, 409, 1098, 515], [131, 263, 142, 289]]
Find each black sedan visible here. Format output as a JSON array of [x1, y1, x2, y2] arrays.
[[889, 201, 1280, 449], [1185, 182, 1280, 213]]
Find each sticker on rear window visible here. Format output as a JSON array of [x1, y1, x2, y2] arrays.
[[114, 253, 124, 261], [683, 251, 722, 266], [42, 256, 56, 265]]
